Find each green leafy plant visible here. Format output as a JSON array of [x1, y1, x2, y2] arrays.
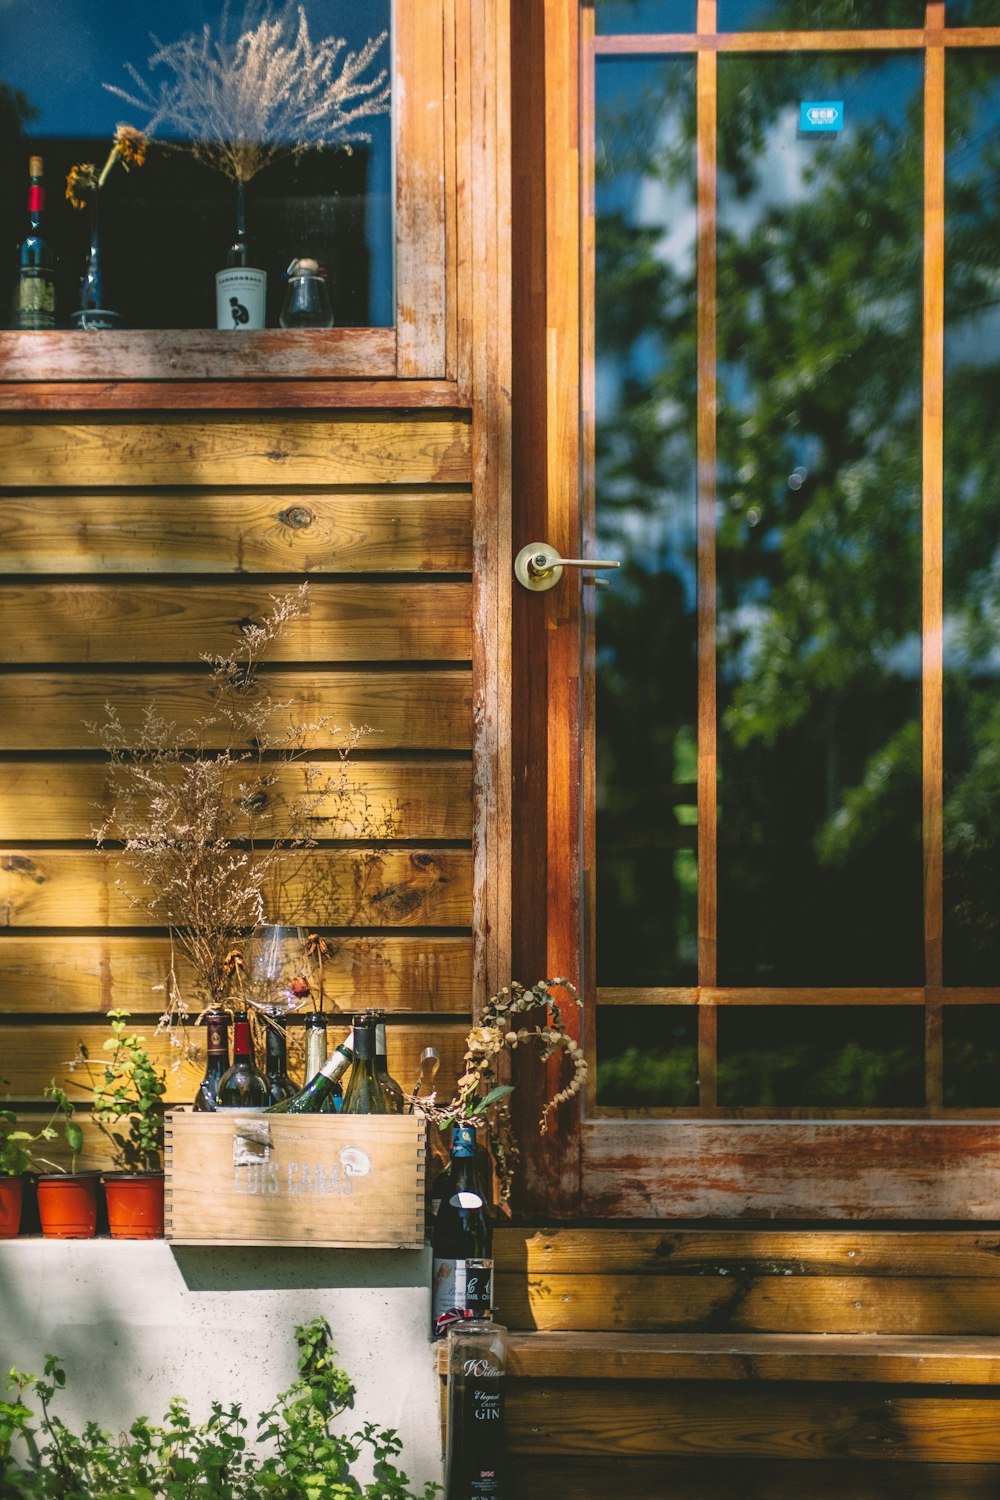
[[0, 1318, 439, 1499], [71, 1011, 166, 1174], [0, 1080, 83, 1178]]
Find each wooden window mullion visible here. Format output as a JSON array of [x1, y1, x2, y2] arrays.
[[924, 2, 946, 1108]]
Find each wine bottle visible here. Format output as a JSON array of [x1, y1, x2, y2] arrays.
[[262, 1007, 295, 1105], [215, 1010, 269, 1110], [303, 1011, 329, 1082], [266, 1031, 354, 1114], [432, 1123, 493, 1337], [341, 1012, 388, 1115], [193, 1009, 230, 1111], [11, 155, 56, 330], [372, 1009, 404, 1113], [444, 1311, 507, 1500]]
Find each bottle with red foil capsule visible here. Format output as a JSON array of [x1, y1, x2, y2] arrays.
[[193, 1009, 231, 1111], [11, 156, 56, 329], [215, 1010, 269, 1111]]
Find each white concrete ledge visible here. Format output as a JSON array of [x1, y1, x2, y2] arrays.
[[0, 1239, 441, 1491]]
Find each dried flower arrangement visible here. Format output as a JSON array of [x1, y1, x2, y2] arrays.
[[413, 977, 587, 1203], [92, 585, 393, 1065], [65, 123, 147, 209], [104, 2, 390, 186]]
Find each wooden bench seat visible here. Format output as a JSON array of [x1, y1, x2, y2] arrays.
[[437, 1227, 1000, 1499]]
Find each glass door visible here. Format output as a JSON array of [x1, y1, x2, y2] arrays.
[[574, 1, 1000, 1204]]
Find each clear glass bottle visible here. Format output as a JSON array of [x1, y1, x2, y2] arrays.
[[341, 1012, 388, 1114], [432, 1124, 493, 1337], [12, 155, 56, 330], [266, 1030, 354, 1114], [372, 1009, 404, 1112], [279, 257, 334, 328], [262, 1007, 296, 1105], [193, 1008, 230, 1111], [215, 1010, 269, 1111], [444, 1312, 507, 1500]]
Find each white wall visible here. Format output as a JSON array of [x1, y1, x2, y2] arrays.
[[0, 1240, 442, 1492]]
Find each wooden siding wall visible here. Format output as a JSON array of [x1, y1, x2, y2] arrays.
[[0, 410, 476, 1165]]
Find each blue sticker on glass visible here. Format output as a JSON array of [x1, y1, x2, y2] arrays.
[[800, 100, 844, 133]]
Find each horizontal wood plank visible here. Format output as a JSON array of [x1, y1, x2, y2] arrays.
[[2, 1019, 471, 1106], [0, 934, 473, 1014], [0, 582, 471, 663], [0, 381, 467, 411], [444, 1331, 1000, 1386], [0, 491, 472, 574], [0, 329, 400, 383], [0, 848, 472, 928], [0, 672, 472, 751], [506, 1458, 1000, 1500], [494, 1273, 1000, 1336], [493, 1227, 1000, 1280], [0, 761, 473, 841], [505, 1381, 1000, 1461], [581, 1121, 1000, 1220], [0, 414, 472, 487]]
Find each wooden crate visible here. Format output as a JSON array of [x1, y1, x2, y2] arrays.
[[165, 1110, 426, 1248]]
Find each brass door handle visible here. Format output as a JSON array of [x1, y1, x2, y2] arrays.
[[514, 541, 621, 592]]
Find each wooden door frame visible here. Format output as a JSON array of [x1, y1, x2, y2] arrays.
[[509, 0, 1000, 1220]]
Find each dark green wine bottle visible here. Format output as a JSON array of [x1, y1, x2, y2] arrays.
[[193, 1009, 230, 1111], [266, 1032, 354, 1114], [12, 156, 56, 330], [431, 1123, 493, 1337], [341, 1013, 387, 1114], [263, 1008, 296, 1105], [215, 1010, 269, 1110]]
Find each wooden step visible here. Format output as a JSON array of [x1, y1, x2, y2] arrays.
[[440, 1329, 1000, 1385]]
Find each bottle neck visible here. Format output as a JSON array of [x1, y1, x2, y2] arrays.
[[353, 1017, 376, 1061], [27, 171, 44, 233], [232, 1017, 253, 1062], [375, 1021, 388, 1063], [205, 1013, 230, 1060]]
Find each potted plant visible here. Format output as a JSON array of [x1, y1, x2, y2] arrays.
[[76, 1009, 167, 1238], [29, 1084, 97, 1239], [0, 1079, 85, 1238]]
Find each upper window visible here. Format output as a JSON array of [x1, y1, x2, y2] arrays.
[[1, 0, 448, 380], [3, 2, 392, 331]]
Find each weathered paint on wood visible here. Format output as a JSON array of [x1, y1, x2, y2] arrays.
[[0, 491, 472, 574], [0, 761, 473, 841], [0, 672, 472, 751], [0, 934, 473, 1014], [0, 329, 399, 383], [579, 1121, 1000, 1220], [0, 582, 471, 663], [0, 848, 471, 928], [0, 415, 472, 487]]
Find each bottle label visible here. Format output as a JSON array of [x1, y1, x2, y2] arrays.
[[14, 270, 55, 324], [432, 1257, 494, 1335], [447, 1344, 505, 1498], [207, 1021, 228, 1055]]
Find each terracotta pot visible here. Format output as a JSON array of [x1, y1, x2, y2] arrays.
[[102, 1172, 165, 1239], [36, 1173, 99, 1239], [0, 1174, 24, 1238]]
